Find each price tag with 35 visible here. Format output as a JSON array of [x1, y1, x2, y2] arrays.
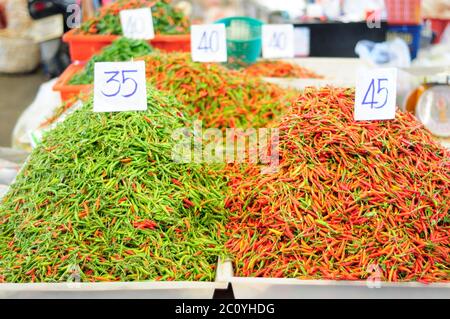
[[120, 8, 155, 40], [94, 61, 147, 113], [191, 24, 227, 62], [262, 24, 295, 59], [355, 68, 397, 121]]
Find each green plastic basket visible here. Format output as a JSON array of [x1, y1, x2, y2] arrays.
[[215, 16, 263, 66]]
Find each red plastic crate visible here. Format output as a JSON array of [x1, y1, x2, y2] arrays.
[[385, 0, 422, 25], [52, 62, 92, 101], [151, 34, 191, 54], [63, 29, 191, 62]]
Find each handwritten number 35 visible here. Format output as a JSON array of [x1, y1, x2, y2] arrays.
[[102, 70, 138, 98]]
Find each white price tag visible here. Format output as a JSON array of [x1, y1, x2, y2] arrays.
[[262, 24, 295, 59], [94, 61, 147, 113], [355, 68, 397, 121], [191, 24, 227, 62], [294, 27, 310, 57], [120, 8, 155, 40]]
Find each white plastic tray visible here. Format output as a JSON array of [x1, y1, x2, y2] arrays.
[[0, 261, 229, 299], [263, 57, 365, 90], [0, 281, 227, 299], [218, 262, 450, 299]]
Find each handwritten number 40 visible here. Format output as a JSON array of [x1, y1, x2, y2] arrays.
[[198, 31, 219, 52], [269, 32, 286, 50], [362, 78, 389, 109], [126, 17, 144, 35], [102, 70, 138, 98]]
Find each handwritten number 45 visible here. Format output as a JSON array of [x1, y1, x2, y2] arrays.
[[362, 78, 389, 109], [102, 70, 138, 98]]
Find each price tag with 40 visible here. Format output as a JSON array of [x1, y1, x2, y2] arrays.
[[262, 24, 295, 59], [120, 8, 155, 40], [191, 24, 227, 62]]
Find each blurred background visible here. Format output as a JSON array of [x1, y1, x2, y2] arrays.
[[0, 0, 449, 148]]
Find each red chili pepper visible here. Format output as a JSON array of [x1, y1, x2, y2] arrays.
[[183, 198, 194, 208], [172, 178, 182, 186], [133, 220, 158, 230]]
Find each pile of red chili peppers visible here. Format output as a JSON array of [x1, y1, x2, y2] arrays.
[[242, 60, 323, 79], [225, 87, 450, 282]]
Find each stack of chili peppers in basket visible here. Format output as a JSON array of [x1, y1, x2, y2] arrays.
[[80, 0, 190, 35]]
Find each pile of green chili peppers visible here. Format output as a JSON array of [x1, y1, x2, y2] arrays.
[[69, 38, 153, 85], [0, 88, 228, 283]]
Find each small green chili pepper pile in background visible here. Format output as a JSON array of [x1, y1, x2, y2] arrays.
[[80, 0, 190, 35], [0, 88, 228, 283], [69, 38, 153, 85]]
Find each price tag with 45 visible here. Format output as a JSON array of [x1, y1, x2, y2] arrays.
[[94, 61, 147, 113], [355, 68, 397, 121]]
